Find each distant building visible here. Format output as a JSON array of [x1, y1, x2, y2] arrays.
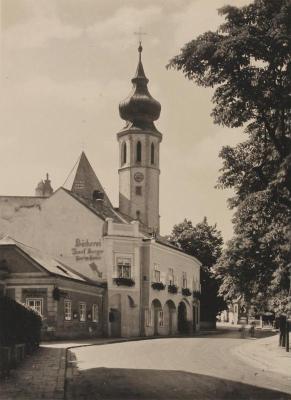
[[0, 236, 104, 339], [0, 45, 201, 339]]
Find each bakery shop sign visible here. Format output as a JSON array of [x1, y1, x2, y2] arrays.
[[71, 238, 103, 262]]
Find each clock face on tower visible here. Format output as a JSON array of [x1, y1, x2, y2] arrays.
[[134, 172, 144, 183]]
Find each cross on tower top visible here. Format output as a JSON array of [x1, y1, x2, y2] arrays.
[[134, 27, 147, 44], [134, 28, 147, 60]]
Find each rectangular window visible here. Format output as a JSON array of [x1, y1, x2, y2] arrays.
[[158, 310, 164, 327], [117, 257, 131, 278], [92, 304, 99, 323], [79, 302, 86, 322], [26, 298, 43, 316], [135, 186, 142, 196], [64, 300, 72, 321], [182, 272, 187, 288], [168, 268, 174, 285], [154, 269, 160, 282]]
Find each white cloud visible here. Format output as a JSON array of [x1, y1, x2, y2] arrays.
[[2, 4, 162, 51]]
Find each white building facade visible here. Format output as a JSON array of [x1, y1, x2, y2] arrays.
[[0, 45, 201, 338]]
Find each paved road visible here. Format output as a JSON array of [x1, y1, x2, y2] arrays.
[[66, 332, 291, 400]]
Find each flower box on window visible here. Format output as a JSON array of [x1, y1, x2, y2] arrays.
[[168, 284, 178, 294], [182, 288, 192, 297], [113, 277, 135, 287], [151, 282, 165, 291], [193, 290, 201, 300]]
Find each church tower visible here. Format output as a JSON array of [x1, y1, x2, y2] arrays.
[[117, 43, 162, 233]]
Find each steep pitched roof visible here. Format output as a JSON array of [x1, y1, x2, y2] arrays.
[[0, 235, 98, 284], [63, 188, 123, 223], [71, 152, 112, 208]]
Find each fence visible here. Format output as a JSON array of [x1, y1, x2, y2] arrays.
[[0, 295, 42, 377]]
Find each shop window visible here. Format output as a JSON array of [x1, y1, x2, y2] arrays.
[[79, 302, 86, 322], [136, 141, 142, 162], [135, 186, 142, 196], [26, 298, 43, 316], [92, 304, 99, 323], [117, 257, 131, 279], [64, 300, 72, 321], [158, 310, 164, 327]]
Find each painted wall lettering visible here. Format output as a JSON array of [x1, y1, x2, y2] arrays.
[[71, 238, 104, 264]]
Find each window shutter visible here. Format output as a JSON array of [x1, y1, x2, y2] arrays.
[[160, 272, 166, 284], [152, 268, 156, 282], [174, 274, 178, 287]]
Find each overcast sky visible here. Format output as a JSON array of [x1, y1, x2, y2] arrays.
[[1, 0, 251, 241]]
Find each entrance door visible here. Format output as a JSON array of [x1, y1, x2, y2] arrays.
[[178, 302, 187, 333], [169, 310, 173, 335], [109, 308, 121, 337], [154, 309, 159, 336]]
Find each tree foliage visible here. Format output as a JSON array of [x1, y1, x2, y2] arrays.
[[169, 218, 226, 321], [168, 0, 291, 313]]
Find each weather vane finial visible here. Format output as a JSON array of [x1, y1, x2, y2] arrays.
[[134, 27, 147, 61]]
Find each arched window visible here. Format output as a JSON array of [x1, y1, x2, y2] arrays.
[[136, 141, 142, 163], [122, 142, 127, 165], [151, 142, 155, 164]]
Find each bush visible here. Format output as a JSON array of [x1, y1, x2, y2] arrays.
[[0, 296, 42, 349]]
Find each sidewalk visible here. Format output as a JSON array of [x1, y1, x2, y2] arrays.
[[233, 333, 291, 377], [0, 347, 66, 400], [41, 328, 232, 350]]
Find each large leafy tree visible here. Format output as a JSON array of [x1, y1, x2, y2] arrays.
[[169, 218, 225, 323], [168, 0, 291, 312]]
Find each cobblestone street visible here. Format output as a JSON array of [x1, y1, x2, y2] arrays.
[[0, 347, 66, 400], [1, 331, 290, 400]]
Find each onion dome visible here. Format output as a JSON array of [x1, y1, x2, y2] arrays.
[[119, 43, 161, 131]]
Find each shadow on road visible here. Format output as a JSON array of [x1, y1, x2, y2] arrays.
[[199, 328, 276, 340], [66, 366, 290, 400]]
